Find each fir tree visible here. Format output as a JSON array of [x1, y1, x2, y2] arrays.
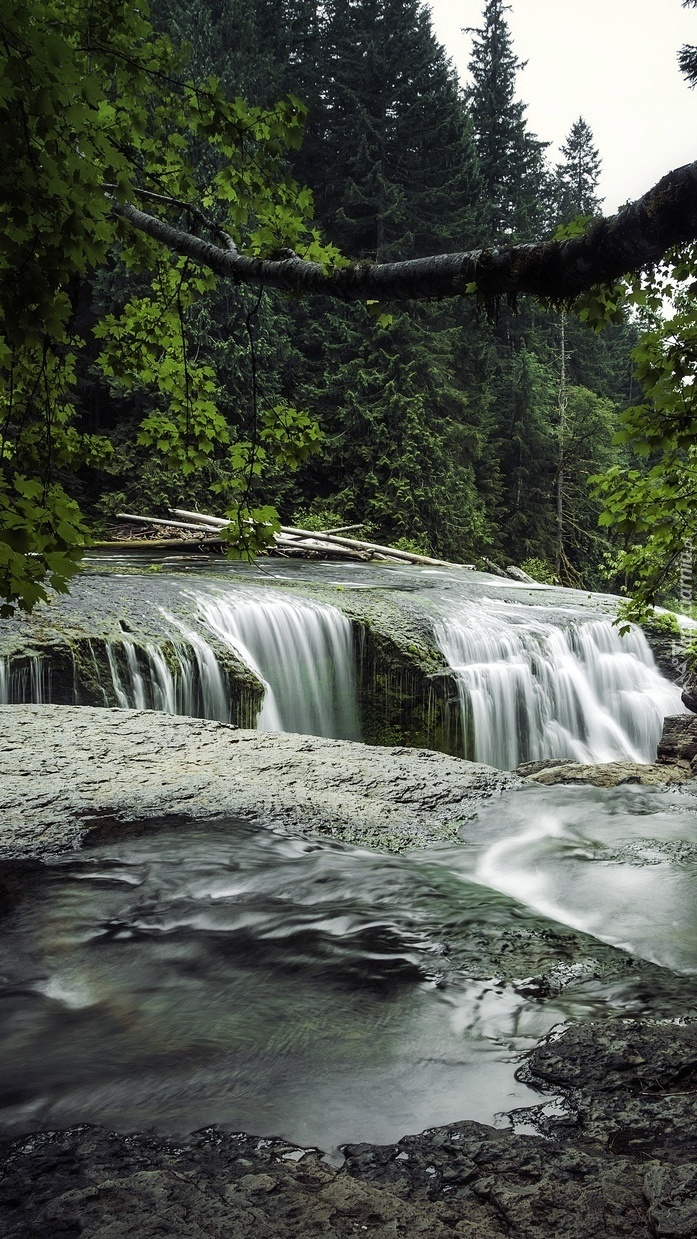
[[465, 0, 548, 241], [554, 117, 602, 222], [679, 0, 697, 85], [315, 0, 481, 258]]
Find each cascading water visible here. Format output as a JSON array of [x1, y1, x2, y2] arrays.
[[103, 638, 210, 717], [0, 572, 684, 759], [0, 586, 360, 741], [189, 588, 360, 739], [434, 603, 684, 768], [0, 654, 48, 704], [100, 586, 360, 738]]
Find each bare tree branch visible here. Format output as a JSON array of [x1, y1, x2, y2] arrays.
[[113, 160, 697, 302]]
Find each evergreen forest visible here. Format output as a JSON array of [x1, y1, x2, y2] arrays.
[[88, 0, 640, 588], [4, 0, 697, 610]]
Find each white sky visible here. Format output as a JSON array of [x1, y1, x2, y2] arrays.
[[428, 0, 697, 212]]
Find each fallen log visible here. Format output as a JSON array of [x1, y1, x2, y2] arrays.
[[482, 557, 509, 579], [95, 538, 225, 550], [272, 542, 371, 560], [169, 508, 228, 528], [168, 508, 475, 568], [273, 534, 369, 559], [505, 565, 540, 584], [117, 512, 222, 534], [280, 527, 475, 569], [170, 511, 365, 538], [318, 523, 365, 534]]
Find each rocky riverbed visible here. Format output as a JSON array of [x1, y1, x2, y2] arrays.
[[3, 1018, 697, 1239], [1, 706, 696, 1237]]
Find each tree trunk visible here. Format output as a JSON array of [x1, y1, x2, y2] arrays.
[[555, 310, 568, 581]]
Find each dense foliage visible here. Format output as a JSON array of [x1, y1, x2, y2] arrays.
[[0, 0, 336, 611], [2, 0, 694, 613], [136, 0, 635, 585]]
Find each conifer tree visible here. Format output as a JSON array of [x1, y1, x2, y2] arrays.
[[554, 117, 602, 222], [465, 0, 547, 241], [315, 0, 482, 258]]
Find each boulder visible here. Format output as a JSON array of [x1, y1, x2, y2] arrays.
[[521, 760, 692, 787], [657, 713, 697, 763]]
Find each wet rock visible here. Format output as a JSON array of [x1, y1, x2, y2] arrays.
[[523, 760, 693, 786], [638, 615, 685, 683], [527, 1020, 697, 1098], [644, 1163, 697, 1237], [0, 1125, 469, 1239], [0, 705, 521, 860], [0, 1000, 694, 1236], [516, 758, 576, 777], [343, 1122, 652, 1238], [522, 1021, 697, 1164], [657, 714, 697, 763], [0, 1041, 674, 1239], [680, 677, 697, 713]]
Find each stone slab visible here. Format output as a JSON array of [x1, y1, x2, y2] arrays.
[[0, 704, 520, 859]]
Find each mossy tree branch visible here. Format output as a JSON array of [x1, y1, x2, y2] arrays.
[[115, 160, 697, 303]]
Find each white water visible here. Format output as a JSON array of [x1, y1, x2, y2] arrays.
[[467, 783, 697, 975], [434, 603, 684, 767], [0, 654, 47, 704], [189, 588, 360, 739], [55, 588, 360, 739], [0, 580, 684, 760], [104, 638, 208, 717]]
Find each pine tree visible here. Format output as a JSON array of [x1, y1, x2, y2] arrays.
[[554, 117, 602, 222], [679, 0, 697, 84], [465, 0, 548, 241], [314, 0, 482, 259]]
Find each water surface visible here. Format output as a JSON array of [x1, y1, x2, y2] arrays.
[[2, 784, 696, 1153]]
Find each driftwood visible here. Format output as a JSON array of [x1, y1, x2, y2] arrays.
[[117, 507, 475, 568], [317, 523, 364, 534], [114, 512, 371, 560], [274, 542, 371, 560], [117, 512, 222, 534], [169, 509, 474, 568], [281, 526, 474, 569], [170, 509, 228, 528], [505, 565, 540, 584], [95, 537, 224, 550]]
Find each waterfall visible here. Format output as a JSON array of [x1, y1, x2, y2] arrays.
[[0, 654, 48, 704], [102, 639, 207, 717], [189, 588, 361, 740], [435, 604, 684, 769], [0, 588, 360, 742], [0, 585, 683, 760], [99, 587, 361, 739]]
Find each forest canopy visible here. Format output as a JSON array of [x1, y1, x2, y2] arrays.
[[2, 0, 697, 613]]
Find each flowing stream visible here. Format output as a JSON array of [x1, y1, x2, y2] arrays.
[[1, 784, 696, 1153]]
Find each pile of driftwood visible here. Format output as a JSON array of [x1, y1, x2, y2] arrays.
[[114, 508, 476, 569]]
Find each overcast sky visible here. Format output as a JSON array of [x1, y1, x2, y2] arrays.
[[428, 0, 697, 213]]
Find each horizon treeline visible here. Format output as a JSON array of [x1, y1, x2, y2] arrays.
[[82, 0, 639, 587]]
